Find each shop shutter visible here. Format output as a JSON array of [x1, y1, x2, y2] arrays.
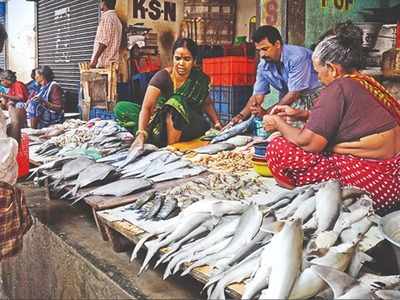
[[37, 0, 99, 93], [0, 14, 6, 69]]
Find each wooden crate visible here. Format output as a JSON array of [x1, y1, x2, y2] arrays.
[[79, 62, 118, 120]]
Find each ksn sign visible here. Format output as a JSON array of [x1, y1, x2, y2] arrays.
[[133, 0, 177, 22], [321, 0, 354, 10]]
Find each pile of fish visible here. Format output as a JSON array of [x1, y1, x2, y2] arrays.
[[189, 150, 253, 173], [194, 118, 255, 156], [30, 145, 208, 204], [118, 191, 181, 221], [30, 119, 132, 159], [126, 180, 398, 300], [112, 145, 207, 183]]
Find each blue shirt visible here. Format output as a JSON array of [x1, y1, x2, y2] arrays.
[[253, 45, 321, 99]]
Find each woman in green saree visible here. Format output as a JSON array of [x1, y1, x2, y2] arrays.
[[120, 38, 221, 149]]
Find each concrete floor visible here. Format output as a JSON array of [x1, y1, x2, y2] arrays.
[[1, 181, 204, 299]]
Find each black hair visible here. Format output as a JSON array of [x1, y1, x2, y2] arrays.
[[172, 38, 198, 59], [102, 0, 116, 10], [31, 68, 37, 80], [252, 25, 283, 45], [1, 70, 17, 82], [313, 21, 365, 71], [36, 66, 55, 82]]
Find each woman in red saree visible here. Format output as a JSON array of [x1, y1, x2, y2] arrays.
[[263, 23, 400, 215]]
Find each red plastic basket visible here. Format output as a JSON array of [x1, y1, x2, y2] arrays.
[[16, 133, 29, 178], [202, 56, 257, 86], [133, 55, 161, 73]]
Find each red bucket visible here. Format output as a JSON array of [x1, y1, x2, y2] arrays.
[[16, 133, 29, 178]]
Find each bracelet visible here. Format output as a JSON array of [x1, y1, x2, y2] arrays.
[[136, 129, 148, 140]]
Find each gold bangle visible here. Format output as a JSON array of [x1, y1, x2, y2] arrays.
[[136, 129, 148, 140]]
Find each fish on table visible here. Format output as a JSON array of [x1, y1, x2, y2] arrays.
[[70, 178, 153, 205], [211, 115, 255, 144], [194, 142, 235, 155]]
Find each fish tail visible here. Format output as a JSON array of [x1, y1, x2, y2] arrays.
[[138, 240, 160, 275], [130, 233, 154, 262], [70, 194, 86, 206]]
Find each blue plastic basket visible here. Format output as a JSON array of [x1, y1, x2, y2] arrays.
[[89, 107, 116, 120], [210, 85, 252, 122]]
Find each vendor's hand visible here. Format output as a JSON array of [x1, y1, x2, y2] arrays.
[[129, 134, 145, 152], [224, 114, 244, 130], [213, 121, 222, 131], [263, 115, 280, 132], [249, 96, 266, 117], [89, 59, 98, 69], [270, 105, 297, 117]]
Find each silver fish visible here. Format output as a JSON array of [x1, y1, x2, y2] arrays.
[[139, 212, 212, 274], [150, 166, 207, 183], [181, 204, 263, 276], [261, 219, 304, 299], [195, 143, 235, 155], [276, 188, 315, 220], [96, 151, 128, 163], [311, 265, 400, 299], [51, 156, 95, 187], [71, 178, 153, 205], [211, 115, 255, 144], [144, 159, 191, 178], [208, 255, 260, 300], [315, 180, 342, 232], [289, 243, 355, 299], [224, 135, 253, 147], [61, 163, 116, 198], [116, 144, 158, 169]]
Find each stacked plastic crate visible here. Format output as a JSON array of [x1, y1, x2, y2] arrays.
[[203, 56, 257, 124]]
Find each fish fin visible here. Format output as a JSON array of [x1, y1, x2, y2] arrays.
[[130, 233, 154, 262], [348, 250, 373, 278], [367, 214, 381, 225], [51, 178, 63, 189], [139, 239, 161, 275], [310, 264, 358, 298], [374, 289, 400, 299], [70, 194, 87, 206], [260, 220, 285, 234]]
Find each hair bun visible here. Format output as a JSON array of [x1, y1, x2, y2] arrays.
[[335, 21, 363, 50]]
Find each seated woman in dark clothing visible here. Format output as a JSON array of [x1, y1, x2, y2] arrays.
[[27, 66, 64, 129], [115, 38, 221, 148], [263, 22, 400, 215]]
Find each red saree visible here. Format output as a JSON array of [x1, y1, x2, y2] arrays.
[[266, 75, 400, 213]]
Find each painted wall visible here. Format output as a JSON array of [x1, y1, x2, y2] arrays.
[[305, 0, 400, 48], [236, 0, 257, 41], [116, 0, 183, 67], [7, 0, 36, 83]]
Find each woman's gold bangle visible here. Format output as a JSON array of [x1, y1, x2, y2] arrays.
[[136, 129, 148, 140]]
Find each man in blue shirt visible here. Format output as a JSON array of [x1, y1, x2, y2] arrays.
[[229, 26, 321, 126]]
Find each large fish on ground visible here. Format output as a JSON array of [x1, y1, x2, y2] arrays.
[[211, 115, 255, 144]]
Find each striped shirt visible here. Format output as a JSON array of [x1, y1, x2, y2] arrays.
[[92, 10, 122, 68]]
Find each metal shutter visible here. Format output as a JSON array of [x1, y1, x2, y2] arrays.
[[0, 15, 6, 69], [37, 0, 99, 93]]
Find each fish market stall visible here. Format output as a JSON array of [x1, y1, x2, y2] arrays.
[[95, 181, 392, 300], [24, 118, 400, 299]]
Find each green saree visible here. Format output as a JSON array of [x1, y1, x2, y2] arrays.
[[148, 68, 211, 147]]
